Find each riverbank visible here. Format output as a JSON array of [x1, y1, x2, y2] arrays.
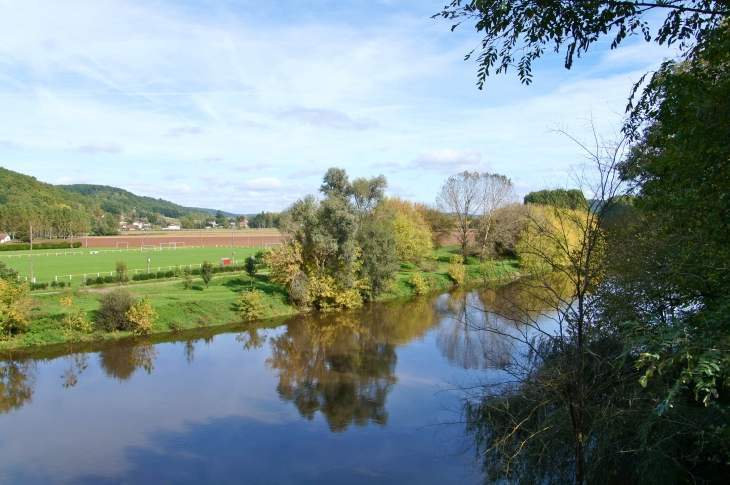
[[0, 246, 520, 351]]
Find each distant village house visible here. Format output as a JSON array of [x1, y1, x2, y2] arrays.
[[0, 233, 10, 244]]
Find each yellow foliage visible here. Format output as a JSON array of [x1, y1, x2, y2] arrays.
[[126, 298, 158, 335], [263, 241, 304, 287], [307, 275, 362, 311], [236, 290, 265, 321], [59, 293, 91, 333], [0, 280, 31, 339], [516, 205, 603, 281], [387, 198, 434, 262], [448, 254, 466, 284], [409, 272, 430, 295]]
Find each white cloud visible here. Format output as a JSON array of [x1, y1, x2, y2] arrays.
[[240, 178, 282, 190], [409, 148, 486, 173], [231, 163, 272, 172], [164, 126, 207, 137], [276, 107, 378, 130]]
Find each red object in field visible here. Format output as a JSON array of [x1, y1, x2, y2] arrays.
[[220, 258, 231, 266]]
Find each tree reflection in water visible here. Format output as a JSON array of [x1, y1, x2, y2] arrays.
[[0, 358, 36, 415], [61, 353, 89, 388], [266, 298, 437, 432], [98, 344, 159, 382]]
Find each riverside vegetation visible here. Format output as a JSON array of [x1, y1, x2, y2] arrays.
[[0, 165, 527, 350]]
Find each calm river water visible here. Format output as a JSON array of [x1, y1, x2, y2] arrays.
[[0, 287, 539, 484]]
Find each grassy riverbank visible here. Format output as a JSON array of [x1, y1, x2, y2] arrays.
[[0, 245, 520, 351]]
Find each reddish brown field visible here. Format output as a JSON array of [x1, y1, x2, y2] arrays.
[[76, 230, 285, 248]]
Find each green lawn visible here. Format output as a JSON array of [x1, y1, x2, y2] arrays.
[[2, 246, 261, 283], [0, 245, 522, 351]]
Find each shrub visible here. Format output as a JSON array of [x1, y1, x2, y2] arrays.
[[288, 270, 310, 307], [58, 281, 66, 288], [50, 281, 58, 288], [164, 270, 174, 278], [191, 268, 201, 276], [126, 298, 158, 335], [201, 261, 214, 288], [235, 290, 265, 321], [116, 260, 128, 283], [29, 282, 49, 291], [156, 271, 165, 279], [95, 276, 104, 285], [103, 275, 114, 284], [448, 254, 466, 284], [95, 289, 135, 332], [409, 273, 430, 295]]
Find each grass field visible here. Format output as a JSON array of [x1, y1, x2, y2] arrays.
[[1, 245, 264, 283], [0, 245, 522, 351]]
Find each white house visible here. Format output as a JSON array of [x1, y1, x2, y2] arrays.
[[0, 233, 10, 244], [167, 223, 181, 230]]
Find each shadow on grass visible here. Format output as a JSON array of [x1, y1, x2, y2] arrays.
[[222, 275, 288, 298]]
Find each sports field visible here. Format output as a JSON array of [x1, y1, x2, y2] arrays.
[[2, 245, 265, 283]]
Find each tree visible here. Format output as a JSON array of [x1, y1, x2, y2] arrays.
[[244, 256, 258, 289], [613, 23, 730, 416], [0, 278, 31, 339], [524, 188, 588, 209], [95, 289, 135, 332], [475, 173, 517, 262], [387, 198, 434, 263], [200, 261, 214, 289], [436, 171, 482, 256], [215, 210, 227, 227], [115, 260, 128, 283], [435, 1, 730, 86], [462, 122, 632, 484]]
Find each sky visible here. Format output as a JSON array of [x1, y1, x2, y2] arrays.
[[0, 0, 676, 213]]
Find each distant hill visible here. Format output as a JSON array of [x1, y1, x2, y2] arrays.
[[59, 184, 216, 219], [186, 206, 240, 218], [0, 167, 235, 218]]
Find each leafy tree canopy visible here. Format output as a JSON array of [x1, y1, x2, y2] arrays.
[[435, 1, 730, 86]]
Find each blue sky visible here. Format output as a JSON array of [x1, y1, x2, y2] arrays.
[[0, 0, 675, 213]]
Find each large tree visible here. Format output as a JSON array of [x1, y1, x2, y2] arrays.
[[435, 1, 730, 86]]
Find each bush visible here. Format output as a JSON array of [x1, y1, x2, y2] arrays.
[[235, 290, 265, 321], [58, 281, 66, 288], [0, 241, 82, 252], [191, 268, 201, 276], [116, 260, 128, 283], [164, 270, 174, 278], [103, 275, 114, 284], [409, 273, 430, 295], [448, 254, 466, 284], [95, 277, 104, 285], [156, 271, 165, 279], [95, 289, 135, 332], [126, 298, 158, 335], [29, 282, 48, 291], [201, 261, 214, 288], [50, 281, 58, 288]]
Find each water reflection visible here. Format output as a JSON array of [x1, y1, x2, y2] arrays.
[[266, 298, 437, 432], [98, 344, 159, 382], [0, 358, 35, 414], [61, 353, 89, 388]]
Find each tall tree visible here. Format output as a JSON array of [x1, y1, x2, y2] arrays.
[[436, 171, 482, 256]]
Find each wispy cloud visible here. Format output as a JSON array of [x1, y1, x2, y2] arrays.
[[231, 163, 272, 172], [164, 126, 208, 137], [164, 172, 185, 181], [199, 157, 223, 163], [276, 107, 378, 130], [240, 178, 282, 190], [66, 141, 123, 154], [409, 149, 486, 173], [0, 139, 21, 149], [288, 169, 323, 179]]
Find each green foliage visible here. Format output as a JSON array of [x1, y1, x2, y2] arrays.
[[235, 290, 265, 321], [200, 261, 214, 288], [0, 242, 82, 252], [435, 1, 730, 86], [95, 289, 135, 332], [115, 260, 128, 283], [387, 197, 434, 263], [244, 256, 257, 288], [523, 188, 587, 209]]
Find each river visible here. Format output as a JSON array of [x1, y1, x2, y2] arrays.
[[0, 285, 550, 484]]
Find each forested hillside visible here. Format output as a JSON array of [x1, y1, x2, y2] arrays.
[[0, 167, 231, 239]]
